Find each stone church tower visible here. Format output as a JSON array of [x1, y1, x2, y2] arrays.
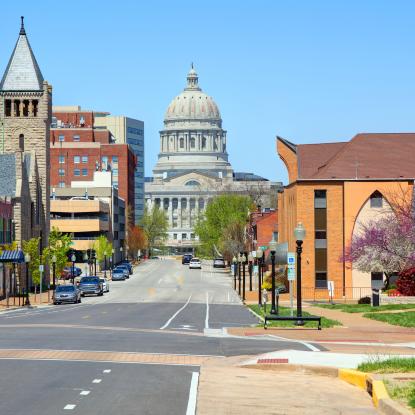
[[0, 17, 51, 249]]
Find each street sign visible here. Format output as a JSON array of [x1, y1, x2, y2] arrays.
[[253, 265, 258, 274], [287, 267, 295, 281], [260, 246, 267, 250], [287, 252, 295, 265], [39, 265, 44, 273], [287, 252, 295, 281], [251, 250, 257, 258]]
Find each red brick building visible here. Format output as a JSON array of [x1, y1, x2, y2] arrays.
[[50, 108, 136, 216], [250, 209, 278, 255]]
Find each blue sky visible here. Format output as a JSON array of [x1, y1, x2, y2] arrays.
[[1, 1, 414, 184]]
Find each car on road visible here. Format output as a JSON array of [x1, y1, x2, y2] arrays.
[[150, 256, 160, 260], [121, 260, 133, 274], [53, 285, 81, 304], [78, 276, 103, 297], [100, 278, 110, 293], [213, 258, 226, 268], [62, 266, 82, 279], [114, 265, 130, 279], [189, 258, 202, 269], [182, 254, 193, 265], [112, 269, 126, 281]]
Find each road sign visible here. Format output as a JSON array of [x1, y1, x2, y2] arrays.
[[39, 264, 44, 273], [287, 267, 295, 281], [253, 265, 258, 274], [260, 246, 267, 250], [287, 252, 295, 281], [287, 252, 295, 265]]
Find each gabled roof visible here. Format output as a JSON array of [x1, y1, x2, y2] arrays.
[[0, 17, 44, 91], [296, 133, 415, 180], [277, 136, 297, 153]]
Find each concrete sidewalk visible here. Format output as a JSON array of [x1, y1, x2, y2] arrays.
[[197, 357, 378, 414]]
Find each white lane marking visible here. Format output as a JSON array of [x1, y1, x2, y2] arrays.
[[3, 304, 90, 319], [92, 379, 102, 383], [205, 292, 209, 330], [64, 404, 76, 410], [160, 294, 192, 330], [80, 390, 90, 396], [103, 369, 111, 373], [186, 371, 199, 415], [157, 278, 163, 285], [296, 341, 321, 352], [267, 334, 321, 352]]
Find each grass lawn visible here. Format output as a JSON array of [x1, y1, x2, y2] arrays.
[[363, 311, 415, 328], [315, 303, 415, 313], [386, 381, 415, 409], [358, 357, 415, 373], [249, 304, 342, 328]]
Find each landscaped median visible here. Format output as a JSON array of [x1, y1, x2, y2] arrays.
[[248, 304, 342, 328]]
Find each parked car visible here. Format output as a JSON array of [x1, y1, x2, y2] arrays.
[[151, 256, 160, 260], [78, 276, 103, 297], [115, 264, 130, 278], [100, 278, 110, 293], [119, 262, 133, 275], [112, 269, 126, 281], [189, 258, 202, 269], [182, 254, 193, 265], [62, 266, 82, 279], [213, 258, 226, 268], [53, 284, 81, 304]]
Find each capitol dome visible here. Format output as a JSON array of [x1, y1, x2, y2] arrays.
[[164, 65, 221, 125]]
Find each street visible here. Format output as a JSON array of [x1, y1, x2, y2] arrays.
[[0, 259, 310, 415]]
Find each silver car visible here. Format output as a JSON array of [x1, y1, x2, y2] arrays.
[[100, 278, 110, 293], [53, 285, 81, 304]]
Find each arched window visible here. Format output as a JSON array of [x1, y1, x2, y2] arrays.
[[370, 191, 383, 208], [18, 134, 24, 152], [185, 180, 200, 186], [180, 137, 184, 149]]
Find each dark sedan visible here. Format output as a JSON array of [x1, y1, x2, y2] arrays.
[[78, 276, 103, 297], [53, 285, 81, 304]]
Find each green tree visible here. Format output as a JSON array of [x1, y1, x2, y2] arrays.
[[43, 228, 72, 277], [139, 206, 168, 256], [22, 237, 41, 286], [93, 235, 113, 265], [195, 194, 252, 259]]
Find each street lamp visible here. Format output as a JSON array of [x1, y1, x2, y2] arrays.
[[120, 246, 123, 262], [237, 253, 243, 296], [269, 236, 278, 314], [294, 222, 306, 325], [24, 253, 31, 306], [92, 251, 96, 276], [256, 248, 263, 305], [248, 252, 253, 292], [83, 252, 88, 276], [109, 256, 113, 279], [232, 256, 237, 290], [71, 253, 76, 284], [241, 253, 247, 301], [51, 254, 57, 290], [104, 253, 107, 279], [111, 248, 115, 269]]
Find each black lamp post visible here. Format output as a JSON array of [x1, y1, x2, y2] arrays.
[[92, 251, 96, 276], [237, 254, 242, 296], [111, 248, 115, 269], [104, 254, 107, 279], [24, 253, 31, 306], [71, 253, 76, 284], [269, 236, 278, 314], [256, 248, 263, 305], [52, 254, 57, 290], [232, 256, 237, 290], [294, 222, 306, 325], [248, 252, 253, 291], [120, 246, 123, 262], [242, 253, 247, 301], [109, 256, 113, 279]]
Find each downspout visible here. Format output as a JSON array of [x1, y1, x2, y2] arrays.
[[342, 183, 346, 297], [1, 95, 5, 153]]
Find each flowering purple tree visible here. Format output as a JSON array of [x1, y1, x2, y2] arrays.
[[344, 213, 415, 289]]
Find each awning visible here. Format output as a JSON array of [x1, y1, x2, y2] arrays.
[[0, 249, 25, 263]]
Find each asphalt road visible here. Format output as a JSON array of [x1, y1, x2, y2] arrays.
[[0, 258, 311, 414]]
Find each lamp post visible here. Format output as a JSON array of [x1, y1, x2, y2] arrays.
[[104, 253, 107, 279], [294, 222, 306, 325], [24, 253, 31, 306], [256, 248, 263, 305], [237, 254, 242, 296], [71, 253, 76, 284], [83, 252, 88, 276], [120, 246, 123, 262], [111, 248, 115, 269], [232, 256, 237, 290], [92, 251, 96, 276], [248, 253, 253, 291], [242, 253, 247, 301], [51, 254, 57, 290], [109, 256, 113, 279], [269, 236, 278, 314]]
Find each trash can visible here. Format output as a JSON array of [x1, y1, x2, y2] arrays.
[[372, 289, 380, 307]]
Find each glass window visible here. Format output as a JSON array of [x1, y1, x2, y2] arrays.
[[74, 169, 80, 176], [58, 134, 65, 142], [173, 233, 177, 240], [73, 134, 80, 142], [82, 156, 88, 163], [58, 181, 65, 188], [191, 233, 195, 240], [112, 156, 118, 163], [315, 272, 327, 288], [58, 169, 65, 176], [113, 168, 118, 177], [370, 191, 383, 208], [314, 190, 327, 208], [82, 168, 88, 176], [58, 155, 65, 164], [182, 233, 187, 240], [74, 156, 80, 164]]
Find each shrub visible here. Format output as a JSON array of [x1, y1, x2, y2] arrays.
[[396, 267, 415, 296], [358, 296, 371, 304]]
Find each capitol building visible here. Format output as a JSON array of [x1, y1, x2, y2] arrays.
[[145, 66, 281, 253]]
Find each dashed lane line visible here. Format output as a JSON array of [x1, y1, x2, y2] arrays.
[[80, 391, 90, 396], [92, 379, 102, 383], [64, 404, 76, 410]]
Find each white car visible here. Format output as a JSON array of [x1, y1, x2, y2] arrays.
[[100, 278, 110, 293], [189, 258, 202, 269]]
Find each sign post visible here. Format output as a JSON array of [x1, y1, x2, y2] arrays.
[[287, 252, 295, 317], [327, 281, 334, 304], [39, 264, 44, 305]]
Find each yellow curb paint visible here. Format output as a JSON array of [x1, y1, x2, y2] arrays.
[[338, 369, 367, 390], [372, 380, 389, 407]]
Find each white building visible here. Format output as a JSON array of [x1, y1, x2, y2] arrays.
[[145, 66, 281, 253]]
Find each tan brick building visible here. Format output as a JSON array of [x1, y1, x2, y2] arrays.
[[277, 134, 415, 299], [0, 18, 51, 255]]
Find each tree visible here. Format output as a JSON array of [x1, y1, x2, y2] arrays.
[[127, 225, 147, 259], [396, 267, 415, 296], [139, 206, 168, 256], [343, 214, 415, 289], [93, 235, 113, 265], [43, 228, 72, 277], [22, 237, 41, 286], [195, 194, 252, 259]]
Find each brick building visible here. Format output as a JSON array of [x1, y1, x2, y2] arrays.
[[249, 209, 278, 256], [277, 134, 415, 299], [50, 107, 136, 221]]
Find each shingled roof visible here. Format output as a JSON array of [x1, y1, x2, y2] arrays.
[[296, 133, 415, 180]]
